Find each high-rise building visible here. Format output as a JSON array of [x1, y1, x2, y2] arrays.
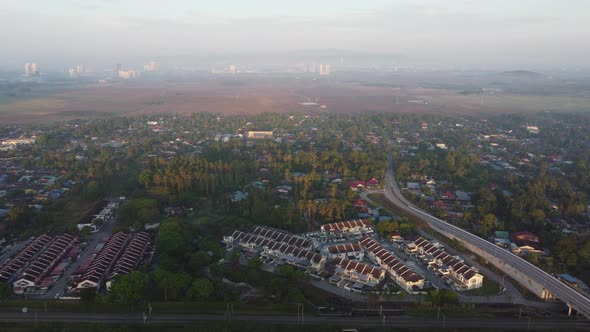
[[143, 61, 158, 72], [24, 63, 39, 76], [118, 69, 140, 79], [31, 63, 39, 75], [319, 64, 331, 76], [69, 65, 86, 78], [310, 62, 316, 73]]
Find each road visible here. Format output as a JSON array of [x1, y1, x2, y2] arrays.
[[0, 238, 32, 265], [34, 216, 118, 299], [0, 311, 589, 329], [381, 142, 590, 319]]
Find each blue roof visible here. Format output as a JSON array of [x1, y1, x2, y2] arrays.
[[556, 274, 577, 283]]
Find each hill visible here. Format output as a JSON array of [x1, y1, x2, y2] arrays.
[[500, 70, 546, 78]]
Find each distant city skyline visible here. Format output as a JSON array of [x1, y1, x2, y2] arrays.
[[2, 1, 590, 70]]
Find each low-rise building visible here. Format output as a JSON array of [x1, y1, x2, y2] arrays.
[[1, 138, 36, 146], [225, 230, 325, 271], [331, 257, 385, 285], [13, 234, 77, 293], [411, 237, 483, 290], [0, 235, 52, 283], [250, 226, 314, 250], [75, 232, 129, 290], [320, 219, 373, 237], [322, 243, 364, 261], [247, 131, 273, 139], [359, 236, 425, 293]]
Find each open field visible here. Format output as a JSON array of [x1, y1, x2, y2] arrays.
[[1, 75, 589, 123]]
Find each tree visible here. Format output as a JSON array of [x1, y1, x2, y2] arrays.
[[156, 221, 187, 256], [287, 288, 305, 303], [524, 251, 539, 265], [5, 205, 32, 224], [428, 289, 458, 307], [480, 213, 498, 236], [138, 170, 152, 189], [187, 278, 214, 300], [118, 198, 160, 226], [80, 287, 97, 303], [248, 256, 262, 270], [109, 271, 148, 305], [556, 235, 577, 264], [531, 209, 545, 224], [188, 251, 211, 273], [399, 223, 414, 236], [0, 283, 11, 300], [82, 180, 100, 201], [377, 220, 399, 237], [579, 241, 590, 266], [153, 269, 192, 301]]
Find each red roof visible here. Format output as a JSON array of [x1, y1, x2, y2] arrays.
[[367, 178, 380, 185], [511, 231, 539, 243], [354, 199, 367, 206], [441, 191, 456, 199], [433, 200, 447, 208], [348, 180, 366, 188]]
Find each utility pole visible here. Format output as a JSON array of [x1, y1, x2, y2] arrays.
[[297, 303, 304, 325], [527, 316, 531, 330], [225, 303, 233, 321]]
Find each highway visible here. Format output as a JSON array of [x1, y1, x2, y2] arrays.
[[382, 147, 590, 319], [0, 312, 589, 329]]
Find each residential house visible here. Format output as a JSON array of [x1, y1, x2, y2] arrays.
[[359, 236, 425, 293], [332, 257, 385, 285], [320, 219, 374, 237], [410, 237, 483, 290], [322, 243, 364, 261]]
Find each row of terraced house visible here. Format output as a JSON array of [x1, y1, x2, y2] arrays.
[[408, 237, 483, 290], [73, 232, 153, 291], [359, 236, 426, 293], [0, 233, 80, 294], [224, 221, 429, 294], [224, 228, 325, 271]]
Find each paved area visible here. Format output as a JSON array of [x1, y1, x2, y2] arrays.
[[361, 191, 563, 310], [1, 311, 588, 329], [33, 217, 118, 299], [310, 279, 416, 303], [0, 238, 32, 264]]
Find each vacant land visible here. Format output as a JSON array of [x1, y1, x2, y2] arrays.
[[1, 75, 588, 123]]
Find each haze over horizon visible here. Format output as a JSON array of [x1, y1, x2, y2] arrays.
[[1, 0, 589, 70]]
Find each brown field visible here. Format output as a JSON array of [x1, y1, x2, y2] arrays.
[[1, 78, 588, 124]]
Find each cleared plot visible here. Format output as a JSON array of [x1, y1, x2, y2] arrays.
[[1, 79, 586, 124]]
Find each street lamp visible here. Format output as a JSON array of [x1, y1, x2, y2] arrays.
[[297, 303, 305, 325]]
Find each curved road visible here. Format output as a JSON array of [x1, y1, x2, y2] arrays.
[[382, 146, 590, 319]]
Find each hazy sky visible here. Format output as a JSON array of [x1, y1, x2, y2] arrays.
[[1, 0, 589, 69]]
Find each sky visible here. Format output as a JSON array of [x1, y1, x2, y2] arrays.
[[1, 0, 589, 69]]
